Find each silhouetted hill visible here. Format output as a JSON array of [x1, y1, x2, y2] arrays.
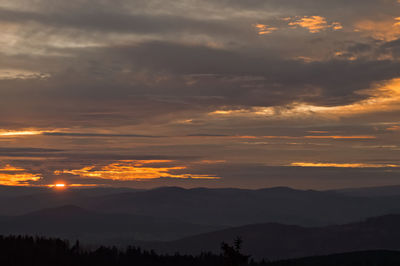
[[144, 214, 400, 260], [267, 250, 400, 266], [83, 187, 400, 226], [2, 186, 400, 227], [334, 185, 400, 197], [0, 205, 222, 243], [0, 187, 140, 215]]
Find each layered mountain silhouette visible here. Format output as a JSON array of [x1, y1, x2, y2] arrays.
[[0, 205, 222, 243], [1, 186, 400, 260], [143, 214, 400, 260], [2, 186, 400, 227]]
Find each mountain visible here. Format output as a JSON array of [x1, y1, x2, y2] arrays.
[[267, 250, 400, 266], [0, 205, 222, 243], [82, 187, 400, 226], [143, 214, 400, 260], [334, 185, 400, 197], [2, 186, 400, 227]]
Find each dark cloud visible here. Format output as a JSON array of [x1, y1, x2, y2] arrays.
[[0, 147, 62, 153], [0, 7, 239, 36], [1, 0, 400, 188]]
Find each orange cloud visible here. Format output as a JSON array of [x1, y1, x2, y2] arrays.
[[291, 162, 400, 168], [209, 78, 400, 120], [395, 17, 400, 27], [55, 160, 220, 181], [253, 23, 278, 35], [355, 17, 400, 41], [304, 135, 376, 140], [288, 16, 342, 33], [0, 130, 44, 137], [0, 69, 50, 80], [0, 164, 42, 186], [188, 135, 376, 140], [0, 165, 26, 171], [387, 125, 400, 131]]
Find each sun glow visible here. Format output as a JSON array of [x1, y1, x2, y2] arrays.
[[47, 183, 66, 189]]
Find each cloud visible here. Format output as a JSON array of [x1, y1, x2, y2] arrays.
[[253, 23, 278, 35], [186, 134, 376, 140], [288, 16, 342, 33], [1, 0, 400, 189], [354, 17, 400, 41], [291, 162, 400, 168], [0, 130, 162, 138], [387, 125, 400, 131], [0, 5, 240, 39], [208, 78, 400, 120], [0, 130, 44, 137], [0, 69, 50, 80], [43, 132, 162, 138], [0, 164, 42, 186], [54, 160, 220, 181]]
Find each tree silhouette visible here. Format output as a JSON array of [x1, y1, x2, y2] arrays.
[[221, 237, 250, 266]]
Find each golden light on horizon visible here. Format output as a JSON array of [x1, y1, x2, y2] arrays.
[[46, 183, 100, 188]]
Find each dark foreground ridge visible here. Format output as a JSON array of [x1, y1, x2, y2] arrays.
[[144, 214, 400, 260], [0, 235, 252, 266], [2, 235, 400, 266]]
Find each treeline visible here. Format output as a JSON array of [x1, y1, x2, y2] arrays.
[[2, 235, 400, 266], [0, 235, 262, 266]]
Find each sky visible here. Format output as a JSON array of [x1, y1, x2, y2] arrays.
[[0, 0, 400, 189]]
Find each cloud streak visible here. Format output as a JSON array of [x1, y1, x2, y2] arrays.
[[291, 162, 400, 168]]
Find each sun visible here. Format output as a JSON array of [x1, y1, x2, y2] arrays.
[[48, 183, 67, 189]]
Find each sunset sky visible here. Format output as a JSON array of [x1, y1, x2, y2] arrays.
[[0, 0, 400, 189]]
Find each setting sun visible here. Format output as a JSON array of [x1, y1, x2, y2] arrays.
[[48, 183, 66, 189]]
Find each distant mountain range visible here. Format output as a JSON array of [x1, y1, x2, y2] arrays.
[[144, 214, 400, 260], [2, 203, 400, 260], [2, 186, 400, 227], [1, 185, 400, 260], [0, 205, 222, 243], [333, 185, 400, 197]]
